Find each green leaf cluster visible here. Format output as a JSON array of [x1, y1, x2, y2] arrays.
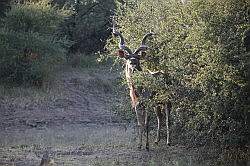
[[0, 0, 72, 85], [58, 0, 117, 54], [0, 0, 11, 17], [106, 0, 249, 145]]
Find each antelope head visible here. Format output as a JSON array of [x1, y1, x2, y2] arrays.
[[112, 17, 155, 73]]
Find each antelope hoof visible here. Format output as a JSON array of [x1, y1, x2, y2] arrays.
[[167, 142, 171, 146], [146, 143, 149, 151]]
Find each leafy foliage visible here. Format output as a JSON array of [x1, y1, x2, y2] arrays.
[[106, 0, 249, 145], [0, 0, 72, 85], [4, 0, 72, 35], [0, 0, 11, 17], [58, 0, 117, 54]]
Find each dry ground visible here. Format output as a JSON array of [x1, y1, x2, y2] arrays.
[[0, 65, 248, 166]]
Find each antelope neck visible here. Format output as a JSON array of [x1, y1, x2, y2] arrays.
[[125, 60, 140, 108]]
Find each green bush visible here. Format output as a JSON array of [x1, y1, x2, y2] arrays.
[[0, 0, 72, 85], [4, 0, 71, 35], [58, 0, 116, 54], [0, 0, 11, 17], [106, 0, 249, 145]]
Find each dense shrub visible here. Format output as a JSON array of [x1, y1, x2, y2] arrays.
[[4, 0, 71, 35], [0, 0, 72, 85], [58, 0, 116, 54], [106, 0, 249, 145], [0, 0, 11, 17]]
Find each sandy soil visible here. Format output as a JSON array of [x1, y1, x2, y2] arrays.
[[0, 66, 248, 166]]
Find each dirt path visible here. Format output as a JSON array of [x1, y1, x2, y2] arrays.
[[0, 66, 241, 166]]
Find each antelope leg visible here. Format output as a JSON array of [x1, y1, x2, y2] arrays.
[[145, 111, 149, 150], [154, 106, 162, 144], [165, 102, 171, 145], [135, 105, 143, 149], [138, 125, 142, 149]]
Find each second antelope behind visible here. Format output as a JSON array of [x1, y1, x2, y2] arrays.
[[112, 18, 172, 150]]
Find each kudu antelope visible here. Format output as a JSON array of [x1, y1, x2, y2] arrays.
[[112, 18, 171, 150]]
